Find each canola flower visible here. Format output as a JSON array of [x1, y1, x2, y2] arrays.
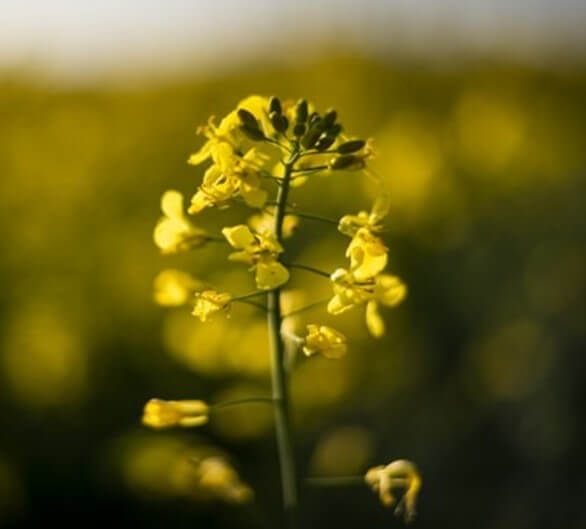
[[146, 95, 417, 525], [154, 190, 214, 254], [303, 324, 347, 359], [365, 459, 422, 523], [222, 224, 290, 290], [328, 268, 407, 337], [142, 399, 209, 429], [192, 290, 232, 322]]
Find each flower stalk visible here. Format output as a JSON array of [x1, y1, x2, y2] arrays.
[[268, 148, 300, 527]]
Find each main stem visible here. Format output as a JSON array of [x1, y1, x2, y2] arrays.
[[268, 148, 299, 527]]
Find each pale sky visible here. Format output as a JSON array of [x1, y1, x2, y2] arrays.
[[1, 0, 585, 80]]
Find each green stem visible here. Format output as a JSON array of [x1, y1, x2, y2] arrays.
[[305, 476, 365, 487], [282, 298, 329, 318], [269, 148, 300, 528], [287, 263, 331, 278], [211, 397, 274, 411], [285, 210, 339, 226]]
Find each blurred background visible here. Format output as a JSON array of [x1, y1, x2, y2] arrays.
[[1, 1, 585, 528]]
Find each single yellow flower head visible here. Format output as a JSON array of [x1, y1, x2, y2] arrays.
[[192, 290, 232, 322], [154, 190, 211, 254], [365, 459, 421, 523], [346, 227, 388, 281], [153, 269, 205, 306], [247, 210, 299, 239], [197, 456, 254, 504], [142, 398, 209, 429], [338, 192, 390, 237], [303, 324, 348, 359], [222, 225, 289, 289], [328, 269, 406, 337]]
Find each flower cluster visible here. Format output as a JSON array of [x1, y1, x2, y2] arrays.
[[145, 94, 419, 523]]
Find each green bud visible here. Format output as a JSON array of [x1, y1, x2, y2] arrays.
[[295, 99, 308, 123], [329, 155, 365, 170], [238, 109, 259, 130], [240, 125, 265, 142], [308, 112, 319, 127], [315, 134, 336, 151], [328, 123, 342, 138], [337, 139, 365, 154], [293, 123, 306, 137], [301, 119, 326, 149], [269, 96, 282, 115], [322, 109, 337, 129], [271, 113, 289, 133]]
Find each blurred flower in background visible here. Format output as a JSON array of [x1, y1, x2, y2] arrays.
[[0, 1, 585, 528]]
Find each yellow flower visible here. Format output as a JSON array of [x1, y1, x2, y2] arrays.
[[303, 324, 348, 359], [189, 145, 269, 213], [153, 269, 206, 306], [192, 290, 232, 322], [247, 210, 299, 239], [338, 192, 390, 237], [222, 225, 289, 289], [346, 227, 388, 281], [154, 190, 211, 254], [365, 459, 421, 523], [327, 269, 407, 337], [339, 193, 390, 280], [197, 456, 254, 504], [142, 399, 209, 429]]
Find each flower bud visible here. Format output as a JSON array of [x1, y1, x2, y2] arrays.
[[270, 112, 289, 133], [322, 109, 337, 129], [237, 108, 259, 130], [142, 398, 209, 429], [269, 96, 282, 115], [308, 111, 319, 127], [240, 125, 265, 141], [329, 154, 366, 170], [338, 139, 365, 154], [295, 99, 308, 123], [315, 133, 336, 151], [301, 119, 327, 149], [328, 123, 342, 138], [293, 123, 306, 137]]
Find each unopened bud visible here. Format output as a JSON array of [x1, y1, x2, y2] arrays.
[[329, 154, 366, 170], [240, 125, 265, 141], [315, 133, 336, 151], [269, 96, 282, 115], [338, 139, 365, 154], [293, 123, 306, 137], [308, 112, 319, 127], [322, 109, 337, 129], [237, 109, 259, 130], [271, 113, 289, 133], [295, 99, 308, 123]]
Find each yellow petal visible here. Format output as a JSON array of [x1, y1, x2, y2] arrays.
[[255, 260, 289, 289], [241, 185, 267, 208], [375, 275, 407, 307], [222, 225, 256, 249], [160, 190, 185, 220], [153, 269, 202, 306], [188, 190, 212, 214], [365, 300, 385, 337], [369, 191, 391, 225], [187, 141, 212, 166]]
